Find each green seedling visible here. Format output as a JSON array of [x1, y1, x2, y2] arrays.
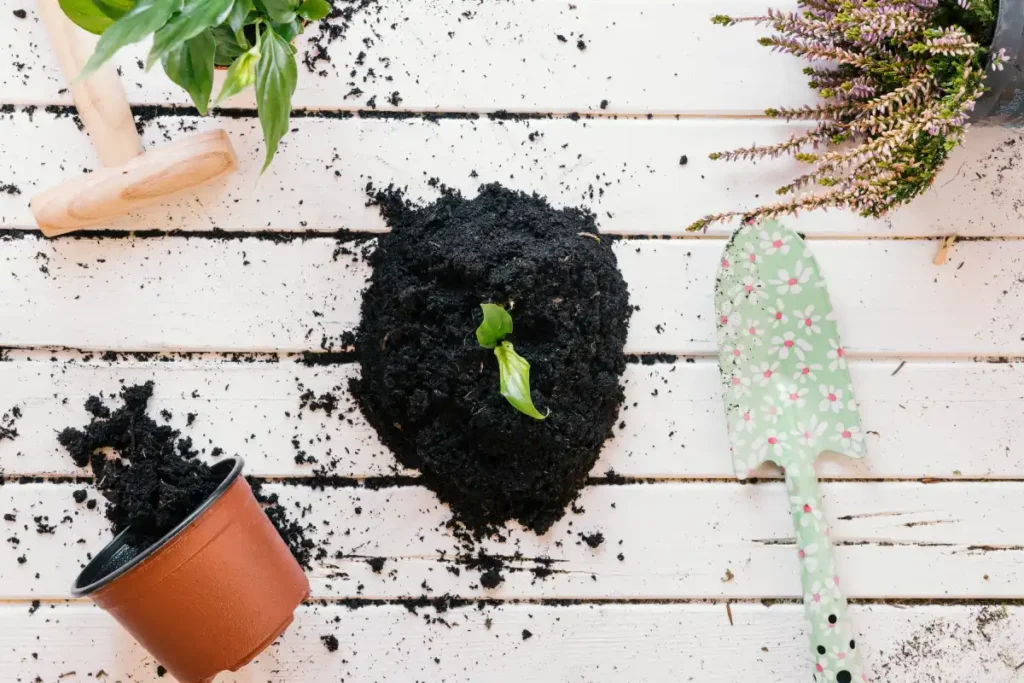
[[475, 303, 547, 420]]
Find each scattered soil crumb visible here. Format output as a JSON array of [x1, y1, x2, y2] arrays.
[[321, 634, 340, 652], [873, 606, 1016, 681], [302, 0, 380, 76], [0, 406, 22, 441]]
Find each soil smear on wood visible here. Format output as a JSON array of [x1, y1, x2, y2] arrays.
[[352, 182, 631, 535], [1, 405, 22, 442], [58, 382, 316, 568]]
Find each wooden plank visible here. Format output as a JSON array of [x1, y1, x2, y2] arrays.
[[3, 482, 1023, 600], [0, 236, 1020, 356], [0, 355, 1020, 480], [1, 110, 1022, 237], [0, 0, 815, 115], [1, 603, 1022, 682]]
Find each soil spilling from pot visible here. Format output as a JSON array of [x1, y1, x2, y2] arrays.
[[353, 183, 631, 535], [58, 382, 315, 568]]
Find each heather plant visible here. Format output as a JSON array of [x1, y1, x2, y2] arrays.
[[688, 0, 1007, 231]]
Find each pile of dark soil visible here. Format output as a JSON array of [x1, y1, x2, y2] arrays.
[[352, 183, 631, 535], [58, 382, 315, 568]]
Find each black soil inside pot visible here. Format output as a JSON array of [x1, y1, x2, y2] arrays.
[[352, 183, 631, 535], [58, 382, 315, 568]]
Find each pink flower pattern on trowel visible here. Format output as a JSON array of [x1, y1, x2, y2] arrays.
[[715, 220, 868, 683]]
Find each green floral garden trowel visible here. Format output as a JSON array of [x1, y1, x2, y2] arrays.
[[715, 221, 867, 683]]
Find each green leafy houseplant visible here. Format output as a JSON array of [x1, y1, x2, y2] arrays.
[[59, 0, 332, 169], [475, 304, 548, 421], [687, 0, 1007, 230]]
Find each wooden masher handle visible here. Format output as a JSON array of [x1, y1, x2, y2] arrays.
[[35, 0, 144, 167]]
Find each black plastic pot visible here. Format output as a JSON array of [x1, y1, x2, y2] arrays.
[[973, 0, 1024, 124]]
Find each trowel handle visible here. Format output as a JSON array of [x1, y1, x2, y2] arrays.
[[783, 462, 866, 683], [36, 0, 144, 167]]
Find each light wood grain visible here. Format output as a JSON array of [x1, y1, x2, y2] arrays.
[[4, 482, 1023, 599], [2, 603, 1021, 683], [31, 130, 239, 235], [2, 112, 1023, 236], [33, 0, 143, 167], [1, 0, 816, 115], [0, 236, 1020, 355], [0, 354, 1019, 480]]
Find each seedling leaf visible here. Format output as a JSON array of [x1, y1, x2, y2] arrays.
[[475, 303, 513, 349], [494, 342, 547, 421]]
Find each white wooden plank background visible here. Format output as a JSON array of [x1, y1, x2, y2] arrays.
[[5, 482, 1024, 600], [2, 111, 1023, 237], [0, 236, 1021, 355], [0, 354, 1020, 479], [3, 604, 1022, 683], [0, 0, 816, 114], [1, 0, 1022, 679]]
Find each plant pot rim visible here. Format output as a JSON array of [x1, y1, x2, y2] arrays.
[[972, 0, 1024, 122], [71, 457, 245, 597]]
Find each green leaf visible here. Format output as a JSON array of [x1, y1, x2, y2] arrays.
[[475, 304, 513, 349], [271, 18, 302, 42], [211, 25, 248, 65], [79, 0, 182, 78], [147, 0, 234, 69], [59, 0, 119, 34], [226, 0, 253, 32], [161, 29, 215, 115], [297, 0, 330, 21], [260, 0, 298, 24], [494, 342, 547, 420], [255, 24, 298, 171], [96, 0, 135, 16], [215, 46, 259, 105], [100, 0, 135, 12]]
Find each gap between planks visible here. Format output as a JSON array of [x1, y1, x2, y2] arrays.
[[4, 228, 1024, 243], [4, 596, 1024, 607]]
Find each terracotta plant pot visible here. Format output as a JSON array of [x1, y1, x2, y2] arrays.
[[72, 458, 310, 683], [973, 0, 1024, 123]]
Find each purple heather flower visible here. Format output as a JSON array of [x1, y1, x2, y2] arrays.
[[691, 0, 995, 231]]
